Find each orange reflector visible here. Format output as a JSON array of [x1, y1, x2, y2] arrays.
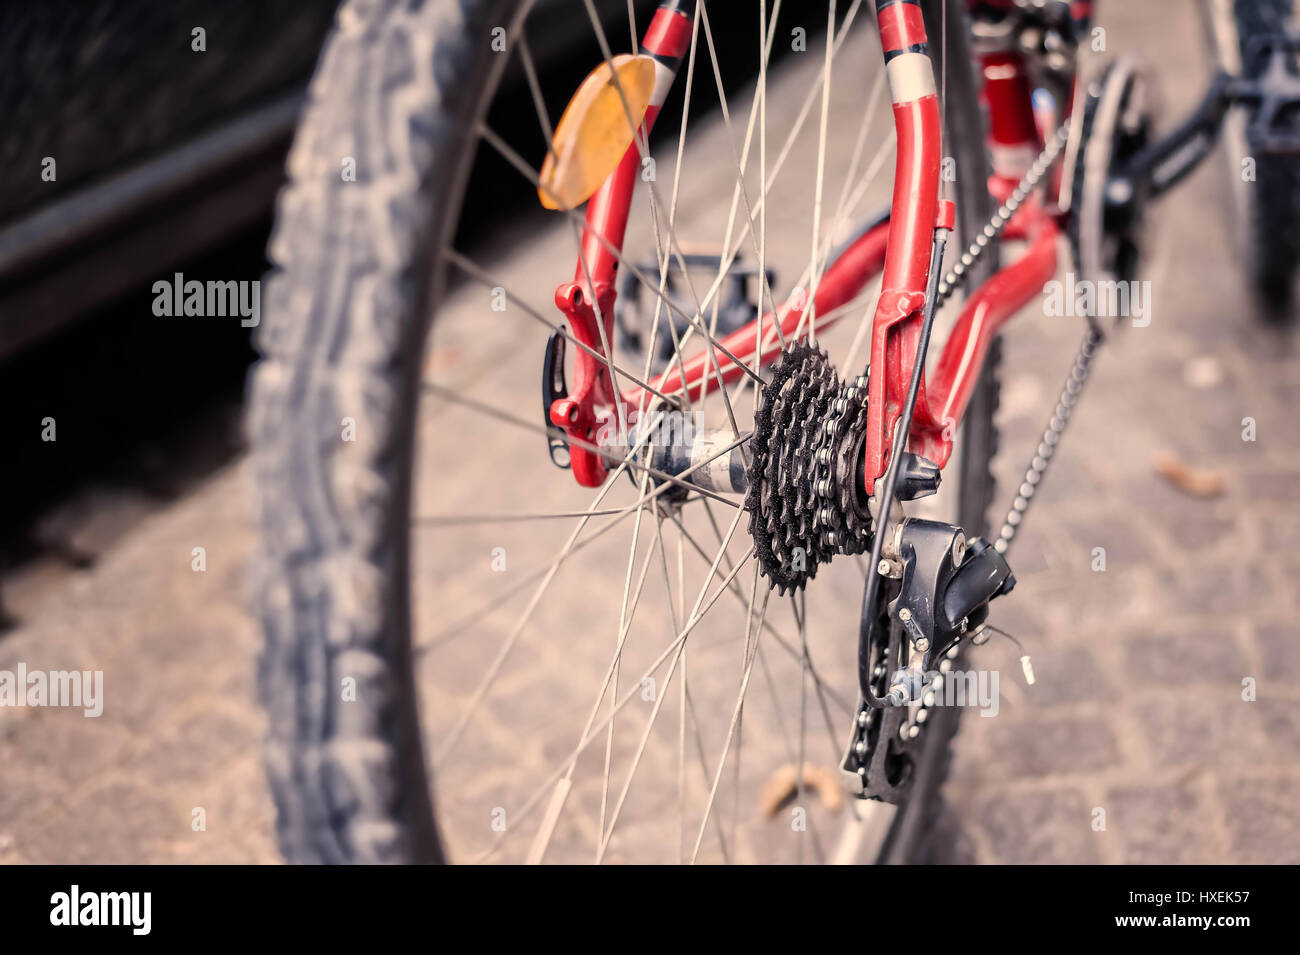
[[538, 54, 656, 211]]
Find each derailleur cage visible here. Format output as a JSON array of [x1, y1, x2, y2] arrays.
[[843, 519, 1015, 802]]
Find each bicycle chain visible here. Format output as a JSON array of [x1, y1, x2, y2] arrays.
[[993, 325, 1103, 555], [928, 111, 1112, 559], [934, 122, 1072, 310], [982, 96, 1111, 556], [849, 115, 1096, 796]]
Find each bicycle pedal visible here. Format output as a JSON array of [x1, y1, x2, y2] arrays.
[[613, 253, 775, 372], [1233, 31, 1300, 154]]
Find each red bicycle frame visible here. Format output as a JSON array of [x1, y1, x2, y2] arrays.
[[552, 0, 1065, 494]]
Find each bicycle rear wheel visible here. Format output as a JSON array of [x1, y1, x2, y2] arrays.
[[248, 0, 999, 864]]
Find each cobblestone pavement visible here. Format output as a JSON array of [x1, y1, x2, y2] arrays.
[[2, 0, 1297, 864], [931, 2, 1300, 865]]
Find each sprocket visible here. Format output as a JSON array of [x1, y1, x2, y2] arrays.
[[1064, 55, 1157, 291], [746, 343, 873, 593], [816, 370, 872, 557]]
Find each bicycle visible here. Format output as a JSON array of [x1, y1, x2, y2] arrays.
[[246, 0, 1299, 863]]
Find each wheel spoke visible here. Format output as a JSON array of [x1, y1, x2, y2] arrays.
[[418, 503, 644, 656], [669, 513, 853, 716], [476, 122, 769, 391], [668, 0, 871, 362], [413, 504, 679, 527], [444, 248, 679, 406], [411, 0, 927, 865], [804, 0, 838, 345], [695, 0, 789, 353], [433, 452, 641, 765], [481, 548, 755, 864], [687, 577, 772, 863], [426, 396, 741, 763], [420, 380, 749, 508], [523, 498, 663, 864], [593, 503, 749, 862], [596, 467, 654, 854]]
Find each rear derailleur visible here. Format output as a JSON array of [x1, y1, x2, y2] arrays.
[[842, 520, 1015, 803]]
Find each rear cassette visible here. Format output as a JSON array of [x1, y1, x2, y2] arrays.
[[746, 344, 874, 593]]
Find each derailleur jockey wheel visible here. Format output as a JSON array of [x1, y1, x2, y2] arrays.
[[745, 343, 873, 594]]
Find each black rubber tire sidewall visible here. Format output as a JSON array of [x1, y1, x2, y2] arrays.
[[1231, 0, 1300, 321], [248, 0, 525, 864]]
